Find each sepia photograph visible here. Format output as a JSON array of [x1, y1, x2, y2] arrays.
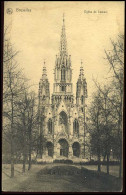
[[2, 1, 124, 192]]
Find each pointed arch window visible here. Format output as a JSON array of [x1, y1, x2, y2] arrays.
[[42, 95, 46, 100], [48, 119, 53, 134], [81, 96, 84, 104], [61, 85, 65, 92], [73, 119, 79, 135], [61, 67, 66, 81]]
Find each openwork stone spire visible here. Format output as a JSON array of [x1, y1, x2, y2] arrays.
[[52, 14, 73, 103], [38, 60, 50, 105], [42, 60, 47, 80], [79, 60, 84, 80], [76, 60, 87, 100], [60, 14, 67, 56], [55, 14, 71, 69]]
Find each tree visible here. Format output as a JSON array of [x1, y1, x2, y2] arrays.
[[92, 35, 124, 177], [88, 91, 103, 172], [3, 26, 28, 177], [97, 86, 114, 175], [27, 92, 38, 171], [88, 85, 115, 174], [104, 36, 124, 178]]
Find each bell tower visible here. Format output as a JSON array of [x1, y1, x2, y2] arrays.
[[52, 15, 74, 106]]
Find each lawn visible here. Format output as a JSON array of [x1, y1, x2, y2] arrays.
[[82, 165, 122, 178], [2, 164, 123, 192]]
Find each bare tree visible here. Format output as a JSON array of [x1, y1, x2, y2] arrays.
[[27, 92, 38, 171], [104, 35, 124, 178], [92, 35, 124, 177], [17, 93, 29, 173], [88, 91, 103, 172], [16, 90, 39, 172], [98, 86, 114, 175], [3, 26, 28, 177]]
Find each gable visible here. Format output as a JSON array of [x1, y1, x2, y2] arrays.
[[57, 99, 68, 115]]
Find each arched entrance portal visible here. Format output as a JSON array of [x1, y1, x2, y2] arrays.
[[46, 142, 54, 157], [58, 139, 69, 157], [72, 142, 80, 157], [59, 111, 68, 134]]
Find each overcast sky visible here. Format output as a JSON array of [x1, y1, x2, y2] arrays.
[[4, 1, 124, 105]]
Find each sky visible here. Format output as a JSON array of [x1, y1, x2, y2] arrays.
[[4, 1, 124, 105]]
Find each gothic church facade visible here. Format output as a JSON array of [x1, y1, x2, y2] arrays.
[[38, 17, 88, 160]]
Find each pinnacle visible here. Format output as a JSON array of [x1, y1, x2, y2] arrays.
[[41, 60, 48, 80]]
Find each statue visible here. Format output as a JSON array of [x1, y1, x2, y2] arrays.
[[59, 114, 68, 134]]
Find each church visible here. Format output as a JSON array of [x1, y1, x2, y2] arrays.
[[38, 16, 88, 161]]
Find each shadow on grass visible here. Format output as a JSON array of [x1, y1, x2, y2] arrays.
[[2, 171, 10, 178], [36, 165, 122, 192], [14, 169, 23, 174]]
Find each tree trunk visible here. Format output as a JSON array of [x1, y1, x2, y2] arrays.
[[28, 153, 31, 171], [118, 117, 122, 178], [90, 148, 91, 161], [119, 91, 122, 178], [98, 162, 101, 172], [22, 144, 26, 173], [39, 115, 42, 158], [23, 158, 26, 173], [11, 95, 14, 178], [40, 133, 42, 158], [107, 153, 109, 174], [96, 110, 101, 172], [28, 133, 32, 171], [11, 137, 14, 178], [119, 156, 122, 178], [119, 143, 122, 178], [103, 152, 106, 161], [22, 121, 26, 173], [40, 116, 43, 158], [97, 146, 101, 172]]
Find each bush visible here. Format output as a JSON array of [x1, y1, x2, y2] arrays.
[[53, 159, 73, 164], [37, 161, 47, 165], [76, 160, 120, 166], [71, 160, 120, 166]]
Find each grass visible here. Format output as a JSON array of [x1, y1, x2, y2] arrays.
[[82, 165, 122, 177], [2, 164, 123, 192]]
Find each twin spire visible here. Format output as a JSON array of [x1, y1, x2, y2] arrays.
[[42, 60, 47, 80], [79, 60, 84, 80]]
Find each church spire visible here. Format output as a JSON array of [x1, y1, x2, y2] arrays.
[[76, 60, 87, 105], [79, 60, 84, 80], [53, 14, 73, 98], [39, 60, 50, 104], [42, 60, 47, 80], [60, 14, 67, 56]]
